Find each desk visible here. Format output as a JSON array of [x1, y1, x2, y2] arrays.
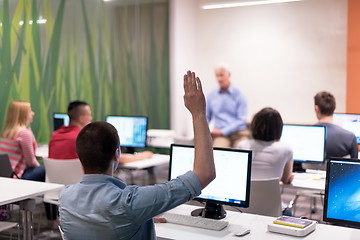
[[121, 154, 169, 169], [119, 154, 169, 185], [282, 170, 326, 191], [36, 144, 49, 158], [155, 204, 360, 240], [0, 177, 63, 240]]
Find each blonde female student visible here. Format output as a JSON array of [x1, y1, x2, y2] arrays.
[[0, 100, 45, 181]]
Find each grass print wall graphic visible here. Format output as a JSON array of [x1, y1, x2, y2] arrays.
[[0, 0, 169, 142]]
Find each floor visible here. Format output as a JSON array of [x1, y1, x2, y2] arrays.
[[0, 164, 325, 240]]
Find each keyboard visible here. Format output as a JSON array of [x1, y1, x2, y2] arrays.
[[158, 212, 229, 231]]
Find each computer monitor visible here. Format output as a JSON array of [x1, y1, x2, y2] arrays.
[[333, 113, 360, 144], [323, 158, 360, 228], [53, 113, 70, 131], [169, 144, 252, 220], [281, 124, 326, 163], [105, 115, 148, 152]]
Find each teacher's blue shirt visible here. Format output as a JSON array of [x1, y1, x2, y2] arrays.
[[59, 171, 202, 240], [206, 85, 248, 136]]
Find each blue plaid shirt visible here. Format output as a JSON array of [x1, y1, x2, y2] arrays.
[[59, 171, 202, 240]]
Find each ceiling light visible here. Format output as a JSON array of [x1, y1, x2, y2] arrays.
[[202, 0, 303, 10]]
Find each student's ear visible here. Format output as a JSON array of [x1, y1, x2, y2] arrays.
[[314, 105, 319, 112], [114, 147, 121, 160]]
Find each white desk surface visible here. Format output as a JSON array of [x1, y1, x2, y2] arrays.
[[121, 154, 169, 169], [155, 204, 360, 240], [36, 145, 170, 170], [282, 170, 326, 191], [36, 144, 49, 158], [0, 177, 63, 205]]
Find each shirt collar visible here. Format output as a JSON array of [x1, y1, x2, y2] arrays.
[[218, 84, 234, 95], [81, 174, 126, 188]]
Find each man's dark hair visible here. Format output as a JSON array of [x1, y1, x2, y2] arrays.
[[251, 107, 283, 141], [67, 101, 89, 120], [76, 122, 120, 173], [314, 91, 336, 116]]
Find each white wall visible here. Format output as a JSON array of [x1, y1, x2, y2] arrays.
[[170, 0, 199, 137], [170, 0, 348, 137]]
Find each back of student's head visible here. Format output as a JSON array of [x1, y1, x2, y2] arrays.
[[67, 101, 89, 120], [2, 100, 31, 138], [251, 107, 283, 141], [76, 122, 120, 173], [314, 91, 336, 116]]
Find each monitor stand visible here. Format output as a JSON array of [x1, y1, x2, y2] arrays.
[[121, 147, 135, 154], [191, 201, 226, 220], [293, 162, 306, 173]]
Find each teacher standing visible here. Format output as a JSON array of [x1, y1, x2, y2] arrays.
[[206, 66, 249, 148]]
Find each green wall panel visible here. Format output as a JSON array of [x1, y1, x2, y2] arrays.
[[0, 0, 170, 142]]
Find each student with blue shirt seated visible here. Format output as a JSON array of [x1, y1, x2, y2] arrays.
[[206, 65, 249, 148], [59, 71, 216, 240]]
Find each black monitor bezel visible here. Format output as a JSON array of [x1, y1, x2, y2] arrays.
[[333, 112, 360, 145], [105, 115, 148, 148], [53, 112, 70, 131], [169, 144, 252, 208], [282, 124, 327, 163], [323, 157, 360, 228]]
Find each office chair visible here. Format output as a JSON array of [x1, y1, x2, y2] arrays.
[[241, 178, 282, 217], [42, 158, 84, 204]]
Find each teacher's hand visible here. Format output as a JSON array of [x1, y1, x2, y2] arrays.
[[211, 128, 222, 137]]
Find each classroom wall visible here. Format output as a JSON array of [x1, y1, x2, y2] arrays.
[[346, 0, 360, 113], [170, 0, 348, 137]]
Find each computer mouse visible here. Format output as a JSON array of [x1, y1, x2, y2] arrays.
[[233, 227, 251, 237]]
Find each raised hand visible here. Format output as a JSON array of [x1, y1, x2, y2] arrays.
[[183, 71, 206, 117]]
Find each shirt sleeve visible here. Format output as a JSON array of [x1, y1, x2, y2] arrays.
[[350, 135, 358, 158], [120, 171, 202, 224], [17, 129, 40, 167], [221, 92, 248, 136]]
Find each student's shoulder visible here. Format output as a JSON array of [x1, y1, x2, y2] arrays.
[[237, 139, 251, 149], [16, 128, 34, 139], [327, 123, 356, 139], [272, 141, 293, 154]]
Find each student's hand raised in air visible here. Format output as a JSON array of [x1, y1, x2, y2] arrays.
[[183, 71, 206, 117]]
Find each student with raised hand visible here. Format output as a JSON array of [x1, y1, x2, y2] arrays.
[[59, 71, 215, 240], [0, 100, 45, 181]]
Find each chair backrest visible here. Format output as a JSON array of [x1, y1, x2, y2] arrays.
[[0, 154, 14, 178], [43, 157, 84, 185], [242, 178, 282, 217]]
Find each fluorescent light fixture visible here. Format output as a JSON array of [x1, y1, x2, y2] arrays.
[[202, 0, 303, 9]]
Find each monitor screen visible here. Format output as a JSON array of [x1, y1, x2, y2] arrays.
[[106, 116, 148, 148], [53, 113, 70, 131], [323, 158, 360, 227], [281, 124, 326, 163], [333, 113, 360, 144], [169, 144, 252, 219]]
